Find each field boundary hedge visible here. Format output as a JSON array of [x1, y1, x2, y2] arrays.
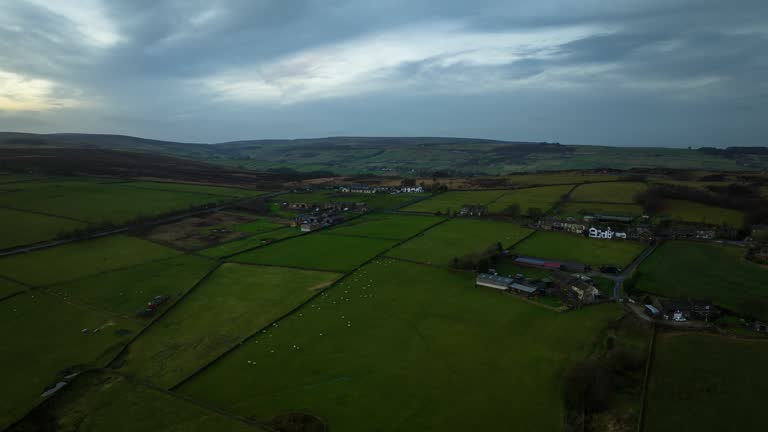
[[637, 323, 657, 432]]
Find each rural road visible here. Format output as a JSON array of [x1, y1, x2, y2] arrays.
[[594, 241, 660, 300]]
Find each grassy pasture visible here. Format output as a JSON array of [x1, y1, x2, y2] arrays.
[[0, 173, 37, 184], [231, 234, 397, 272], [8, 371, 264, 432], [0, 277, 26, 299], [387, 218, 533, 266], [0, 179, 231, 224], [507, 173, 622, 185], [179, 259, 622, 432], [118, 263, 341, 388], [197, 228, 300, 258], [656, 199, 745, 227], [324, 213, 444, 240], [512, 231, 645, 268], [124, 181, 263, 198], [0, 235, 179, 287], [0, 207, 87, 249], [46, 255, 217, 317], [0, 292, 141, 428], [487, 185, 572, 214], [559, 202, 644, 217], [401, 190, 505, 213], [569, 182, 647, 203], [233, 218, 286, 234], [644, 333, 768, 432], [634, 241, 768, 320]]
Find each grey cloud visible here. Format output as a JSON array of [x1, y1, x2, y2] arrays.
[[0, 0, 767, 147]]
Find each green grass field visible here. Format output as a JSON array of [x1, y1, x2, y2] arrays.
[[559, 202, 644, 217], [401, 190, 505, 213], [178, 259, 622, 432], [0, 207, 87, 249], [231, 234, 397, 272], [0, 235, 179, 287], [232, 218, 286, 234], [634, 241, 768, 320], [506, 173, 622, 185], [118, 263, 341, 388], [512, 231, 645, 267], [197, 228, 300, 258], [325, 213, 444, 240], [0, 277, 26, 299], [0, 179, 234, 225], [387, 218, 533, 266], [570, 182, 647, 203], [0, 292, 142, 428], [125, 181, 263, 198], [46, 255, 217, 317], [9, 371, 264, 432], [657, 199, 745, 227], [487, 185, 572, 214], [644, 333, 768, 432]]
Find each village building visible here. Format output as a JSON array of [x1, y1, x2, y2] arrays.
[[459, 205, 487, 217], [588, 226, 628, 240], [658, 299, 719, 322], [513, 256, 589, 273]]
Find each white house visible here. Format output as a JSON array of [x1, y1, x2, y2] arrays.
[[588, 226, 628, 240]]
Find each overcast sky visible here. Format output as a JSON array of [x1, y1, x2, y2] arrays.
[[0, 0, 766, 146]]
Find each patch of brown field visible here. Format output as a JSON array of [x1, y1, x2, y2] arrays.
[[143, 211, 263, 251]]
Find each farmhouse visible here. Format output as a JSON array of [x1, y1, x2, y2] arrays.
[[588, 226, 628, 240], [459, 205, 487, 217], [339, 184, 375, 194], [284, 202, 311, 210], [658, 299, 720, 322]]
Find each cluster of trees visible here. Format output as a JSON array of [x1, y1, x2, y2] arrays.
[[499, 204, 544, 219], [563, 335, 647, 428], [450, 243, 502, 271], [634, 183, 768, 227]]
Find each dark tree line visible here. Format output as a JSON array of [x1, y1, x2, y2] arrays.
[[450, 243, 503, 271], [634, 183, 768, 227]]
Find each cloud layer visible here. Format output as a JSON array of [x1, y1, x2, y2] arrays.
[[0, 0, 766, 146]]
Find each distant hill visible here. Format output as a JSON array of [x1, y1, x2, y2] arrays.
[[1, 132, 766, 175]]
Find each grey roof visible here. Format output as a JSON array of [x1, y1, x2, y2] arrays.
[[477, 273, 515, 285], [509, 283, 538, 294]]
